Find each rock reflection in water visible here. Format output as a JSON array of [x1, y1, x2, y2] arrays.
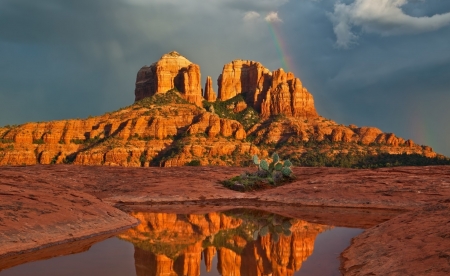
[[118, 210, 332, 276]]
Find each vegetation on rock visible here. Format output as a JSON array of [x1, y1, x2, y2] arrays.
[[134, 89, 190, 107], [221, 153, 295, 192], [203, 93, 259, 130]]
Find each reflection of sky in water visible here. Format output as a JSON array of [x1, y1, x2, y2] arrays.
[[295, 227, 364, 276], [0, 238, 136, 276], [0, 211, 364, 276], [197, 227, 364, 276]]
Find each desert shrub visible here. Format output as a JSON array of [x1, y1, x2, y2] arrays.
[[293, 151, 450, 168], [134, 89, 190, 107], [203, 94, 260, 130], [33, 139, 45, 144], [185, 160, 201, 166], [222, 153, 295, 192], [70, 139, 85, 144]]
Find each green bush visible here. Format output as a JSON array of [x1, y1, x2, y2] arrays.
[[134, 89, 190, 107], [33, 139, 45, 144], [203, 93, 260, 130], [185, 160, 201, 166], [222, 152, 295, 192]]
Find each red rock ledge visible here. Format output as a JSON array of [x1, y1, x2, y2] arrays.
[[0, 165, 449, 275]]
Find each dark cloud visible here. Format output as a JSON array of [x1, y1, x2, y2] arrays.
[[0, 0, 449, 156], [217, 0, 289, 13], [280, 0, 450, 155]]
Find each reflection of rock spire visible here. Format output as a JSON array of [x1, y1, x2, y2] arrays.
[[134, 247, 177, 276], [203, 247, 217, 272], [119, 211, 330, 276], [218, 248, 242, 276], [173, 242, 203, 276]]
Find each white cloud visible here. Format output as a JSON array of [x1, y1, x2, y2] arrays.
[[243, 11, 261, 21], [329, 0, 450, 48], [265, 11, 282, 22]]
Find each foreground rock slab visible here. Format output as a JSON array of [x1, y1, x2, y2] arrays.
[[0, 169, 138, 258], [0, 165, 449, 275], [341, 203, 450, 275]]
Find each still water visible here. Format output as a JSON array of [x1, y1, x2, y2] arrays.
[[0, 209, 363, 276]]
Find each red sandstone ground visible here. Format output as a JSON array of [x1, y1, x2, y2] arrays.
[[0, 165, 449, 275]]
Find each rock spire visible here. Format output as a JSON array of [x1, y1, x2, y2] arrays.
[[134, 51, 203, 106], [203, 76, 217, 102], [217, 60, 318, 118]]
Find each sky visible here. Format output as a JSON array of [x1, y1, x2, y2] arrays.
[[1, 0, 449, 156]]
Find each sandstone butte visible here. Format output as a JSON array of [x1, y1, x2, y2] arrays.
[[0, 51, 442, 167]]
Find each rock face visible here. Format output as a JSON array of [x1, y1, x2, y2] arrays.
[[203, 76, 217, 102], [135, 51, 203, 106], [218, 60, 318, 118]]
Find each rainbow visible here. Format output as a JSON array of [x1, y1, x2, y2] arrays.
[[267, 20, 297, 75], [410, 104, 433, 148]]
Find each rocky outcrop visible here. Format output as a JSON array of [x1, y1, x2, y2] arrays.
[[0, 102, 439, 167], [203, 76, 217, 102], [0, 100, 257, 167], [187, 113, 246, 139], [135, 51, 203, 106], [218, 60, 318, 118]]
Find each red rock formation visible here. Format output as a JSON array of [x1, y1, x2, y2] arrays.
[[135, 51, 203, 106], [0, 53, 442, 166], [204, 76, 217, 102], [187, 113, 246, 140], [218, 60, 318, 118], [218, 60, 270, 104]]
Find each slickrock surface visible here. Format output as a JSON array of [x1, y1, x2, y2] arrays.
[[0, 169, 138, 259], [341, 203, 450, 276], [0, 165, 449, 275]]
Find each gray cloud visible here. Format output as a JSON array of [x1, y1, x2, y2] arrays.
[[329, 0, 450, 48]]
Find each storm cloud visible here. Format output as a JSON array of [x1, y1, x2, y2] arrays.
[[329, 0, 450, 48], [1, 0, 449, 155]]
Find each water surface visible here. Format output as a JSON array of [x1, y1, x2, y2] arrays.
[[0, 209, 364, 276]]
